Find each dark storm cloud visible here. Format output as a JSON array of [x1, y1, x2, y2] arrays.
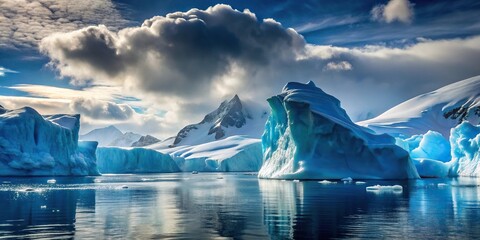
[[40, 4, 305, 97], [70, 98, 135, 120]]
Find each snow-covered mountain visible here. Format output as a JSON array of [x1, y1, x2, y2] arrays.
[[358, 75, 480, 137], [80, 126, 143, 147], [80, 125, 123, 146], [109, 132, 142, 147], [131, 135, 160, 147], [171, 94, 269, 147]]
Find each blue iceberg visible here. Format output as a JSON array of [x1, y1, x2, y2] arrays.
[[0, 106, 99, 176], [96, 147, 180, 173], [258, 82, 419, 180], [449, 122, 480, 177]]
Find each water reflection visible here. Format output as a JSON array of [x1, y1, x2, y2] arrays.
[[0, 175, 480, 239]]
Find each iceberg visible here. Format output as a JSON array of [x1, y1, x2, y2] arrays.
[[395, 131, 451, 178], [449, 122, 480, 177], [96, 147, 180, 173], [258, 81, 419, 180], [0, 106, 99, 176], [166, 136, 263, 172]]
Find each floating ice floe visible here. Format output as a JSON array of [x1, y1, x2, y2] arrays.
[[47, 179, 56, 184], [366, 185, 403, 192], [355, 181, 366, 185], [318, 180, 336, 184]]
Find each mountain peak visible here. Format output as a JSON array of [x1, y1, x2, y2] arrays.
[[172, 94, 252, 146]]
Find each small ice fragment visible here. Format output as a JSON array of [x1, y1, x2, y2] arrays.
[[121, 185, 128, 189], [293, 179, 300, 182], [318, 180, 336, 184], [355, 181, 366, 185], [392, 185, 403, 191], [437, 183, 448, 188], [341, 177, 353, 183], [47, 179, 56, 184], [40, 205, 47, 209], [366, 185, 403, 192]]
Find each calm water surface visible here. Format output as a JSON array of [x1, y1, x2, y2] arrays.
[[0, 173, 479, 239]]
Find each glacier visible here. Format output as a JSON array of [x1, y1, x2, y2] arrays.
[[96, 147, 180, 173], [449, 122, 480, 177], [359, 75, 480, 138], [0, 105, 99, 176], [165, 136, 262, 172], [258, 81, 419, 180]]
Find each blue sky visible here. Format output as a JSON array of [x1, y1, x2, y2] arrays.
[[0, 0, 480, 137]]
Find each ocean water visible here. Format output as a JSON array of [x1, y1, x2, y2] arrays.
[[0, 173, 479, 239]]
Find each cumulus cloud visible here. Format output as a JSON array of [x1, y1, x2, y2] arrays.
[[0, 66, 17, 76], [0, 0, 130, 49], [39, 4, 480, 124], [324, 61, 352, 71], [69, 98, 134, 120], [371, 0, 414, 24]]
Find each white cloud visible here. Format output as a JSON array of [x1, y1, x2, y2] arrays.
[[324, 61, 353, 71], [37, 4, 480, 127], [0, 66, 17, 76], [371, 0, 414, 24], [0, 0, 130, 49]]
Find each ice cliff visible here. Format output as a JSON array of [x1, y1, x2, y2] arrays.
[[96, 147, 180, 173], [258, 82, 419, 180], [0, 105, 99, 176]]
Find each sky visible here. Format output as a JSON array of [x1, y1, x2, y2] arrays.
[[0, 0, 479, 138]]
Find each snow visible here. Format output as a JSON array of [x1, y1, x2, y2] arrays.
[[0, 106, 99, 176], [96, 147, 180, 173], [108, 132, 142, 147], [159, 136, 263, 172], [359, 75, 480, 138], [258, 81, 420, 180], [80, 125, 123, 146], [449, 122, 480, 177], [171, 95, 268, 147]]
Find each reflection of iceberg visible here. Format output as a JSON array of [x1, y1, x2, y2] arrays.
[[258, 179, 406, 239], [0, 178, 95, 238]]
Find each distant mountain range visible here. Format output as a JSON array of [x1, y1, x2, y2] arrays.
[[80, 125, 159, 147]]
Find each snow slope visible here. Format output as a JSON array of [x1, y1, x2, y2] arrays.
[[359, 75, 480, 138], [96, 147, 179, 173], [80, 125, 123, 146], [0, 105, 99, 176], [171, 95, 268, 147], [162, 136, 262, 172], [258, 81, 419, 180]]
